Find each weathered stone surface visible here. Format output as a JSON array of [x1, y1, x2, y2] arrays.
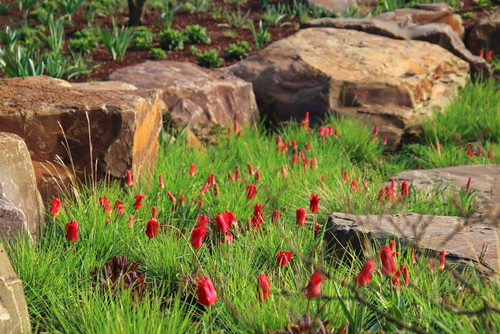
[[0, 133, 42, 240], [302, 17, 491, 77], [0, 76, 163, 196], [391, 164, 500, 211], [71, 81, 137, 91], [375, 3, 464, 39], [0, 243, 31, 333], [108, 61, 259, 132], [225, 28, 468, 148], [466, 9, 500, 56], [306, 0, 377, 13], [324, 212, 499, 272]]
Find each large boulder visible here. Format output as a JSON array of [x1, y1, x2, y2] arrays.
[[324, 212, 499, 272], [390, 164, 500, 212], [0, 243, 31, 333], [0, 76, 163, 200], [225, 28, 469, 148], [466, 8, 500, 56], [108, 61, 259, 133], [0, 133, 43, 240]]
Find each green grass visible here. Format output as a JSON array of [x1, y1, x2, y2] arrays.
[[4, 78, 500, 332]]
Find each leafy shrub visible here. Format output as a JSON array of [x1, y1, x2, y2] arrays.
[[159, 28, 185, 50], [184, 24, 211, 44], [226, 41, 249, 60], [1, 46, 44, 77], [68, 29, 99, 55], [131, 26, 153, 50], [0, 26, 19, 52], [0, 3, 11, 15], [101, 22, 135, 60], [150, 47, 167, 60], [43, 53, 94, 79], [196, 49, 223, 68], [17, 26, 43, 49]]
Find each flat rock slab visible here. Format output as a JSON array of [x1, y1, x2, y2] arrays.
[[391, 164, 500, 211], [108, 61, 259, 132], [0, 133, 42, 240], [325, 212, 499, 272], [0, 76, 163, 199], [0, 244, 31, 333], [225, 28, 468, 148]]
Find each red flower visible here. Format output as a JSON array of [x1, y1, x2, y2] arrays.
[[235, 169, 241, 180], [309, 194, 321, 213], [50, 198, 61, 216], [246, 184, 257, 200], [292, 154, 298, 166], [151, 206, 157, 220], [114, 201, 125, 216], [379, 246, 398, 276], [99, 197, 112, 214], [179, 194, 185, 204], [304, 270, 327, 298], [65, 219, 79, 242], [276, 251, 292, 267], [350, 180, 359, 192], [435, 141, 441, 155], [197, 276, 217, 306], [439, 249, 446, 271], [133, 194, 145, 210], [296, 208, 306, 226], [227, 171, 234, 181], [257, 274, 271, 302], [221, 232, 234, 244], [255, 168, 261, 182], [125, 170, 133, 187], [400, 264, 409, 286], [301, 112, 309, 129], [485, 50, 493, 62], [314, 224, 321, 238], [128, 215, 134, 228], [361, 179, 369, 191], [272, 210, 280, 225], [191, 225, 207, 249], [391, 271, 401, 292], [223, 211, 237, 227], [356, 259, 375, 287], [189, 164, 196, 177], [145, 219, 159, 238], [196, 214, 209, 228], [248, 163, 255, 176], [291, 140, 298, 153], [372, 124, 379, 135], [167, 191, 176, 203], [467, 147, 475, 157], [214, 213, 230, 233], [158, 174, 164, 189], [410, 247, 416, 264], [310, 157, 317, 168], [342, 171, 348, 182], [250, 203, 265, 228], [276, 134, 282, 146], [401, 181, 409, 196], [466, 177, 472, 190]]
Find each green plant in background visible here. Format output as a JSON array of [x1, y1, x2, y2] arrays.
[[159, 28, 185, 50], [1, 46, 44, 77], [184, 24, 211, 44], [43, 53, 95, 79], [249, 20, 271, 51], [0, 3, 11, 15], [16, 26, 43, 50], [100, 21, 135, 61], [83, 0, 117, 22], [183, 0, 211, 14], [226, 40, 249, 60], [69, 29, 100, 55], [43, 17, 65, 54], [0, 26, 20, 52], [196, 49, 223, 68], [159, 0, 181, 29], [59, 0, 85, 18], [149, 47, 167, 60], [130, 26, 154, 50], [17, 0, 37, 15], [262, 5, 287, 27], [222, 7, 252, 28]]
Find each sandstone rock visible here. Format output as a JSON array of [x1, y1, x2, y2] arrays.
[[0, 243, 31, 333], [301, 18, 409, 39], [0, 133, 42, 240], [71, 81, 137, 91], [225, 28, 468, 148], [466, 9, 500, 56], [324, 212, 499, 272], [390, 164, 500, 211], [0, 76, 163, 195], [375, 3, 464, 39], [305, 0, 378, 13], [108, 61, 259, 133]]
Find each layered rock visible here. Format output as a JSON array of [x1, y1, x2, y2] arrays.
[[0, 76, 163, 200], [0, 133, 43, 240], [0, 243, 31, 333], [108, 61, 259, 133], [324, 212, 499, 272], [225, 28, 469, 148]]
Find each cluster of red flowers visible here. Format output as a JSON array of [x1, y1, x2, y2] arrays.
[[378, 178, 410, 201]]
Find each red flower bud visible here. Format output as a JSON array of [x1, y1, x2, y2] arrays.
[[401, 181, 409, 196], [379, 246, 398, 276], [400, 264, 409, 286], [50, 198, 61, 216], [191, 225, 207, 249], [314, 223, 321, 238], [125, 170, 133, 187], [257, 274, 271, 302], [439, 249, 446, 271], [197, 214, 209, 228], [167, 191, 176, 202], [99, 197, 112, 214], [197, 276, 217, 306], [223, 211, 237, 226], [114, 201, 125, 216], [221, 232, 234, 244], [296, 208, 306, 226], [309, 194, 321, 213], [189, 164, 196, 177], [145, 219, 159, 238], [276, 251, 292, 267], [65, 219, 79, 242], [304, 270, 327, 298], [350, 180, 359, 192], [255, 168, 261, 182], [215, 213, 230, 233], [356, 259, 375, 287], [248, 163, 254, 176], [158, 174, 164, 189], [246, 184, 257, 200], [133, 194, 145, 210]]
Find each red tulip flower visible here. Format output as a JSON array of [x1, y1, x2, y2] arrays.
[[467, 147, 475, 157], [125, 170, 133, 187], [361, 179, 369, 191], [309, 194, 321, 213], [246, 184, 257, 200], [50, 198, 61, 216], [167, 191, 176, 203], [296, 208, 306, 226], [191, 225, 207, 249], [114, 200, 125, 216], [255, 168, 261, 182], [248, 163, 255, 176], [356, 259, 375, 286], [257, 274, 271, 302], [304, 270, 327, 298], [301, 112, 309, 129], [197, 276, 217, 306], [65, 219, 79, 242], [314, 224, 321, 238], [99, 197, 112, 214], [350, 180, 359, 192], [400, 264, 409, 286], [235, 169, 241, 180], [342, 171, 348, 182], [197, 214, 209, 228], [276, 251, 292, 267], [189, 164, 196, 177], [145, 219, 159, 238], [250, 203, 265, 228], [466, 177, 472, 191], [221, 232, 234, 244], [379, 246, 398, 276], [292, 154, 298, 166], [128, 215, 134, 228], [227, 171, 234, 181], [391, 271, 401, 292], [439, 249, 446, 271], [223, 211, 237, 226], [214, 213, 230, 233], [401, 181, 409, 196], [133, 194, 145, 210], [158, 174, 165, 189]]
